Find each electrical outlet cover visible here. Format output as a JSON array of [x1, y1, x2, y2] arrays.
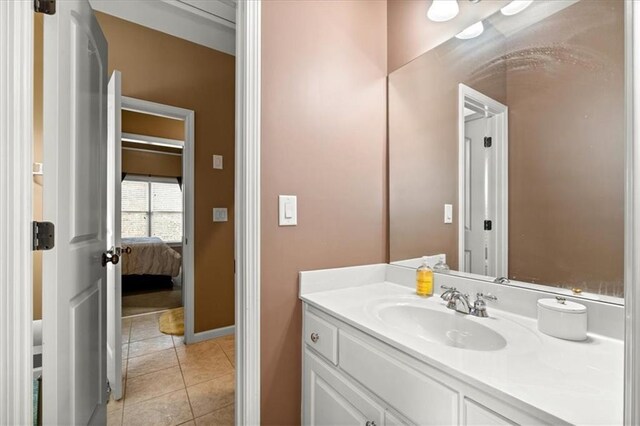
[[213, 155, 223, 170], [213, 208, 228, 222]]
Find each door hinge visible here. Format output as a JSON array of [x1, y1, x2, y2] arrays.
[[32, 221, 55, 251], [484, 220, 493, 231], [34, 0, 55, 15], [484, 137, 492, 148]]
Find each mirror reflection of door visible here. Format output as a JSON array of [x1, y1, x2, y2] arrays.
[[459, 85, 508, 279], [463, 106, 496, 276]]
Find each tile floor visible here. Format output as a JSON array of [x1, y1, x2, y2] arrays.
[[107, 312, 235, 426]]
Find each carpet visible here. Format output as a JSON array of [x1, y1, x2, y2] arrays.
[[159, 307, 184, 335]]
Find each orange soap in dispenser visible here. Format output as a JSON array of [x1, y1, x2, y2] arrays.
[[416, 257, 433, 297]]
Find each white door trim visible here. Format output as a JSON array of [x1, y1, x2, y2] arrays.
[[120, 96, 197, 343], [458, 84, 508, 278], [0, 1, 33, 424], [625, 1, 639, 423], [235, 0, 261, 423]]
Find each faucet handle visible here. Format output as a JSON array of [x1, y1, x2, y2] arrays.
[[477, 292, 497, 302], [440, 285, 457, 301], [471, 293, 495, 317]]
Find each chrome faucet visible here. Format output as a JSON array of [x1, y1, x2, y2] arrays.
[[440, 286, 497, 317], [493, 276, 510, 285], [440, 286, 472, 314], [440, 285, 457, 302], [449, 292, 472, 314]]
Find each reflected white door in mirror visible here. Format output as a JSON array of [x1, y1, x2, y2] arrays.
[[458, 84, 508, 279], [300, 263, 623, 425]]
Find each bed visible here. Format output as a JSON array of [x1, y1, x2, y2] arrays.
[[121, 237, 182, 290]]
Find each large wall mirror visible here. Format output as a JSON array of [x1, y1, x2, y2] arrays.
[[389, 0, 624, 300]]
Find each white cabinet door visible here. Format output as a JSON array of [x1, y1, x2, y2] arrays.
[[464, 398, 516, 426], [385, 411, 411, 426], [304, 350, 384, 426], [42, 0, 109, 424]]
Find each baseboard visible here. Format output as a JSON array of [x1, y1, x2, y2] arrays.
[[188, 325, 235, 344]]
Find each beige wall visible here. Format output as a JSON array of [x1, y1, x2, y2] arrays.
[[389, 0, 625, 295], [122, 110, 184, 140], [506, 0, 624, 294], [261, 1, 388, 423], [121, 149, 182, 178], [97, 13, 236, 332], [121, 112, 183, 178], [387, 0, 509, 72]]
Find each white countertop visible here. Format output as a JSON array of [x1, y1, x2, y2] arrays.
[[301, 280, 623, 425]]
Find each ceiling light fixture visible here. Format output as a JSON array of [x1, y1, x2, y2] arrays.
[[455, 21, 485, 40], [427, 0, 460, 22], [500, 0, 533, 16]]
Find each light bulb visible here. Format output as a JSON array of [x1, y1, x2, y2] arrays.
[[455, 21, 484, 40], [427, 0, 460, 22], [500, 0, 533, 16]]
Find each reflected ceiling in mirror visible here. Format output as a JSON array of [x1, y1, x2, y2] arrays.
[[388, 0, 624, 298]]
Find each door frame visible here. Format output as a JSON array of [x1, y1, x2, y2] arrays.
[[626, 1, 640, 423], [1, 1, 262, 423], [235, 1, 262, 423], [457, 84, 508, 278], [120, 96, 197, 343], [0, 1, 34, 424]]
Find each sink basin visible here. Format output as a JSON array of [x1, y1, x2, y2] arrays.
[[373, 304, 507, 351]]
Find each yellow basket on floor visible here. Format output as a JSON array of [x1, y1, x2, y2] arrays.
[[159, 307, 184, 335]]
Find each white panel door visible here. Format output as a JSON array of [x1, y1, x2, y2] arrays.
[[42, 1, 109, 424], [463, 116, 497, 276], [106, 70, 123, 400]]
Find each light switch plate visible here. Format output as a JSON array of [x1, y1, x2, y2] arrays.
[[279, 195, 297, 226], [213, 155, 223, 170], [213, 208, 228, 222], [444, 204, 453, 224]]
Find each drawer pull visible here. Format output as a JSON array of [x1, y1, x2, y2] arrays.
[[365, 421, 376, 426], [310, 332, 320, 343]]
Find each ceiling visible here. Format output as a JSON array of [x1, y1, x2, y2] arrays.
[[90, 0, 236, 55]]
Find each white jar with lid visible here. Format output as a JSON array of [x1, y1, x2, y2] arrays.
[[537, 297, 587, 341]]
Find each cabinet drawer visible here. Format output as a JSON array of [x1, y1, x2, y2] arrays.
[[304, 310, 338, 364], [464, 398, 516, 426], [339, 331, 458, 425]]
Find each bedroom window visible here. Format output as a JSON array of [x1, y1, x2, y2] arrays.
[[121, 176, 183, 243]]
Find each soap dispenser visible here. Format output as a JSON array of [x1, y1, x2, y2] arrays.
[[416, 257, 434, 297], [433, 257, 450, 273]]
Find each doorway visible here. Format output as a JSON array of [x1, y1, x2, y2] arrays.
[[2, 1, 260, 424], [119, 110, 186, 317], [106, 91, 198, 404], [458, 84, 508, 278]]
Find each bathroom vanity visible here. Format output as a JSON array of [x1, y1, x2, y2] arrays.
[[299, 2, 626, 424], [299, 264, 623, 426]]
